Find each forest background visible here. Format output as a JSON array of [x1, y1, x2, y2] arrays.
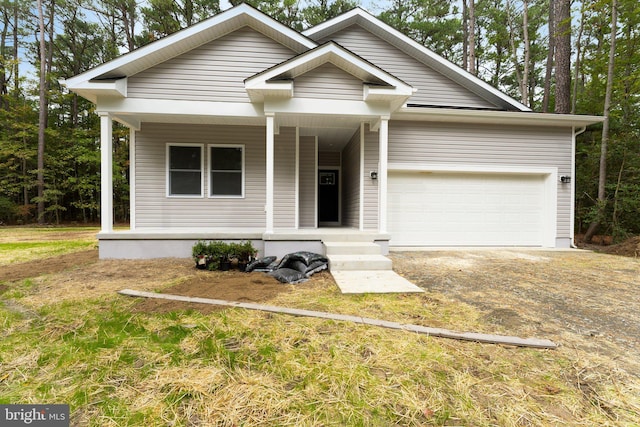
[[0, 0, 637, 242]]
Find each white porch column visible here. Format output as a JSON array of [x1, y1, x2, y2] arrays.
[[129, 127, 136, 230], [99, 112, 113, 233], [266, 114, 275, 233], [378, 117, 389, 233]]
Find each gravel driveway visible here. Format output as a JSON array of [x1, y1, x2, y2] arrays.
[[389, 249, 640, 376]]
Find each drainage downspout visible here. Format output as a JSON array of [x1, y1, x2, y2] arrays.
[[571, 126, 587, 248]]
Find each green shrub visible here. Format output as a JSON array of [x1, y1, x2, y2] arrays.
[[191, 240, 256, 270]]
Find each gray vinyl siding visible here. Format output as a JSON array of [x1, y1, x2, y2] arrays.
[[363, 125, 379, 230], [299, 136, 316, 228], [294, 63, 363, 101], [274, 127, 296, 228], [135, 123, 266, 228], [388, 121, 573, 238], [127, 27, 295, 103], [319, 151, 341, 167], [341, 127, 360, 227], [318, 25, 496, 109]]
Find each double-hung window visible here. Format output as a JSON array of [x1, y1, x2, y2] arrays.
[[209, 145, 244, 197], [167, 144, 203, 197]]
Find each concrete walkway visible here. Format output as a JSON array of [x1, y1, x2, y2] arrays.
[[322, 240, 423, 294], [331, 270, 424, 294]]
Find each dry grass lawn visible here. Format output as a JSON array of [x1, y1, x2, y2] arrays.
[[1, 227, 639, 426]]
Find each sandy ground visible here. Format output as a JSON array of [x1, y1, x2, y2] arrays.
[[389, 249, 640, 374]]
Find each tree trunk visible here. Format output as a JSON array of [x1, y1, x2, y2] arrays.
[[0, 7, 8, 108], [506, 0, 523, 96], [584, 0, 617, 242], [37, 0, 47, 224], [462, 0, 468, 71], [13, 1, 19, 98], [542, 0, 555, 112], [521, 0, 530, 106], [468, 0, 476, 75], [571, 1, 585, 114], [554, 0, 571, 114]]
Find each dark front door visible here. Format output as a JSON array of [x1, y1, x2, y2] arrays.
[[318, 169, 339, 225]]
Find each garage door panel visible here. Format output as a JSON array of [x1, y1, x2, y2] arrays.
[[388, 172, 547, 246]]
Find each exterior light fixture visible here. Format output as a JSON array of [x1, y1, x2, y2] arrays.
[[560, 175, 571, 183], [370, 171, 378, 179]]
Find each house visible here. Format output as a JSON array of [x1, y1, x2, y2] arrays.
[[63, 4, 601, 259]]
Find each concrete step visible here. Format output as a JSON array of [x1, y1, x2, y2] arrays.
[[317, 233, 384, 243], [324, 241, 382, 256], [327, 254, 393, 271]]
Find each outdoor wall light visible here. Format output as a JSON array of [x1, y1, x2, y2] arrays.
[[560, 175, 571, 183], [370, 171, 378, 179]]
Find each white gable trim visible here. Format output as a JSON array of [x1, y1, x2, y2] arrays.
[[303, 8, 531, 112], [245, 42, 414, 106], [63, 4, 316, 88]]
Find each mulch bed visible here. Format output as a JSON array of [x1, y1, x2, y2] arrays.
[[131, 270, 333, 314]]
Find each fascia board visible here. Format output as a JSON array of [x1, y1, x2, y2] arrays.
[[394, 107, 604, 127], [246, 81, 294, 102], [65, 78, 127, 97], [302, 8, 362, 38], [96, 97, 265, 118], [246, 43, 413, 94], [65, 4, 316, 88], [305, 8, 531, 112], [264, 98, 390, 116], [364, 84, 413, 99]]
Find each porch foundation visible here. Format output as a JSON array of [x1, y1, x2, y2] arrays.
[[97, 228, 390, 259]]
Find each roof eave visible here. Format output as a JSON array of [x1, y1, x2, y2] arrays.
[[394, 107, 604, 127]]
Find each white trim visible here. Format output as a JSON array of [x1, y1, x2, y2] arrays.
[[99, 113, 113, 233], [359, 122, 365, 231], [378, 118, 388, 233], [388, 163, 557, 175], [245, 42, 414, 100], [69, 78, 127, 103], [166, 143, 205, 198], [207, 144, 245, 198], [96, 98, 264, 118], [386, 164, 558, 247], [393, 107, 603, 127], [129, 128, 136, 230], [295, 127, 300, 229], [63, 4, 315, 88], [264, 98, 391, 117], [303, 8, 530, 112], [266, 115, 275, 233]]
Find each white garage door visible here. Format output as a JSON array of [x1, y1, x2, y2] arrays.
[[388, 171, 549, 246]]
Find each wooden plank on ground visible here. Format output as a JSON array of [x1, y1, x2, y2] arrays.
[[118, 289, 558, 349]]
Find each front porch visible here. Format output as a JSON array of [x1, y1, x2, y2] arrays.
[[97, 227, 391, 259]]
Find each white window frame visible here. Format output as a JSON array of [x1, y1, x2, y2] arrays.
[[166, 143, 204, 198], [208, 144, 245, 198]]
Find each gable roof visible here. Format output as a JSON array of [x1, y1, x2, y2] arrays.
[[245, 41, 415, 106], [303, 8, 531, 112], [63, 3, 316, 87]]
